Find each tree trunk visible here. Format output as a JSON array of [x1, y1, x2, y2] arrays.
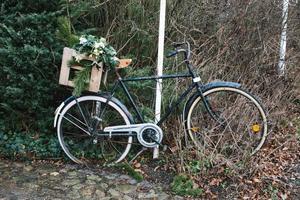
[[278, 0, 289, 76]]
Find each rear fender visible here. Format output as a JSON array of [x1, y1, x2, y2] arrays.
[[53, 94, 134, 128], [99, 93, 135, 124], [54, 96, 76, 128]]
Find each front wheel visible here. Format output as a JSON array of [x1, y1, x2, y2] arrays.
[[185, 86, 268, 162], [57, 95, 133, 165]]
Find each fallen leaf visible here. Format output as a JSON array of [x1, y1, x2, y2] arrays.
[[253, 178, 262, 183], [134, 163, 141, 168], [134, 169, 144, 174], [209, 178, 222, 186], [50, 172, 60, 176], [170, 146, 178, 153]]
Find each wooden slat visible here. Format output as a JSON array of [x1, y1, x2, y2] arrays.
[[117, 59, 132, 68], [59, 47, 103, 93], [59, 47, 73, 86], [89, 64, 103, 92], [67, 80, 75, 87], [70, 65, 84, 71], [60, 48, 133, 92]]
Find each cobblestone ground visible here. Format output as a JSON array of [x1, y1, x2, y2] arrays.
[[0, 159, 182, 200]]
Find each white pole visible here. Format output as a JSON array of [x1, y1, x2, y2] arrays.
[[278, 0, 289, 76], [153, 0, 166, 159]]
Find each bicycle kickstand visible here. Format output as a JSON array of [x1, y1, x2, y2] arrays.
[[128, 147, 148, 164]]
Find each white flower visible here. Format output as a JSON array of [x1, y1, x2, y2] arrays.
[[100, 37, 106, 44], [74, 55, 81, 62], [93, 49, 100, 55], [94, 42, 105, 49], [79, 37, 87, 44]]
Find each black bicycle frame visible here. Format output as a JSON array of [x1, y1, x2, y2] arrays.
[[108, 72, 201, 126]]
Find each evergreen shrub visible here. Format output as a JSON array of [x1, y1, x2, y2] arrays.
[[0, 0, 64, 158], [0, 1, 63, 132]]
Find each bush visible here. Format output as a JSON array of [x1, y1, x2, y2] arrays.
[[0, 0, 63, 132], [0, 130, 62, 159]]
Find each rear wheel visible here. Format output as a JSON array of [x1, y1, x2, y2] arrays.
[[185, 87, 268, 163], [57, 95, 132, 165]]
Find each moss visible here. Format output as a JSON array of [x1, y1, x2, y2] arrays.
[[171, 174, 203, 197], [115, 163, 144, 182]]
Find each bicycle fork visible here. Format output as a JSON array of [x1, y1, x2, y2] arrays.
[[195, 85, 226, 125]]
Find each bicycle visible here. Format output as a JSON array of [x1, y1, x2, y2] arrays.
[[54, 42, 268, 166]]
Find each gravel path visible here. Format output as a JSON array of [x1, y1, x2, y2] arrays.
[[0, 159, 183, 200]]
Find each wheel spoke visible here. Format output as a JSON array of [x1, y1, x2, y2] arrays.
[[57, 95, 132, 165], [61, 114, 91, 135], [186, 87, 268, 164]]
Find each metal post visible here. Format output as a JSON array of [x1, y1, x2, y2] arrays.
[[154, 0, 166, 159]]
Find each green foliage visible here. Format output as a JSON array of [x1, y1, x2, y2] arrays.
[[56, 16, 79, 46], [64, 0, 159, 67], [69, 34, 119, 96], [188, 160, 202, 173], [171, 174, 203, 197], [187, 158, 213, 173], [74, 35, 118, 68], [72, 64, 92, 96], [0, 0, 63, 132], [115, 163, 144, 182], [0, 130, 62, 158]]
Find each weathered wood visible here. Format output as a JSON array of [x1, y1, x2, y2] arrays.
[[117, 59, 132, 68], [59, 47, 102, 93], [59, 47, 72, 86], [89, 63, 102, 92]]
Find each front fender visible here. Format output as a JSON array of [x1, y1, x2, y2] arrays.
[[183, 81, 241, 119], [200, 81, 241, 92]]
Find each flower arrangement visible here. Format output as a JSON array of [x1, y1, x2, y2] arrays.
[[70, 35, 119, 96]]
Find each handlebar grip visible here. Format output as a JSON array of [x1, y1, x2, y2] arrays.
[[166, 50, 178, 58]]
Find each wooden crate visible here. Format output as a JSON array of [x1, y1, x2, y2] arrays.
[[59, 47, 103, 93]]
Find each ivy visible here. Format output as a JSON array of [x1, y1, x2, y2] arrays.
[[0, 131, 62, 159]]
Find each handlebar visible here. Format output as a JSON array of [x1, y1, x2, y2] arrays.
[[166, 41, 191, 60]]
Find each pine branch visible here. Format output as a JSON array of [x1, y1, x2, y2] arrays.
[[72, 65, 92, 96]]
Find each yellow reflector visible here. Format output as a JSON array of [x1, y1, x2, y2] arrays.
[[191, 127, 200, 132], [252, 124, 261, 133]]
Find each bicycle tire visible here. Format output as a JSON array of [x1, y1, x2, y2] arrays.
[[185, 86, 268, 162], [57, 95, 132, 165]]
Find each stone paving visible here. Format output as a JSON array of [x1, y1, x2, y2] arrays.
[[0, 159, 184, 200]]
